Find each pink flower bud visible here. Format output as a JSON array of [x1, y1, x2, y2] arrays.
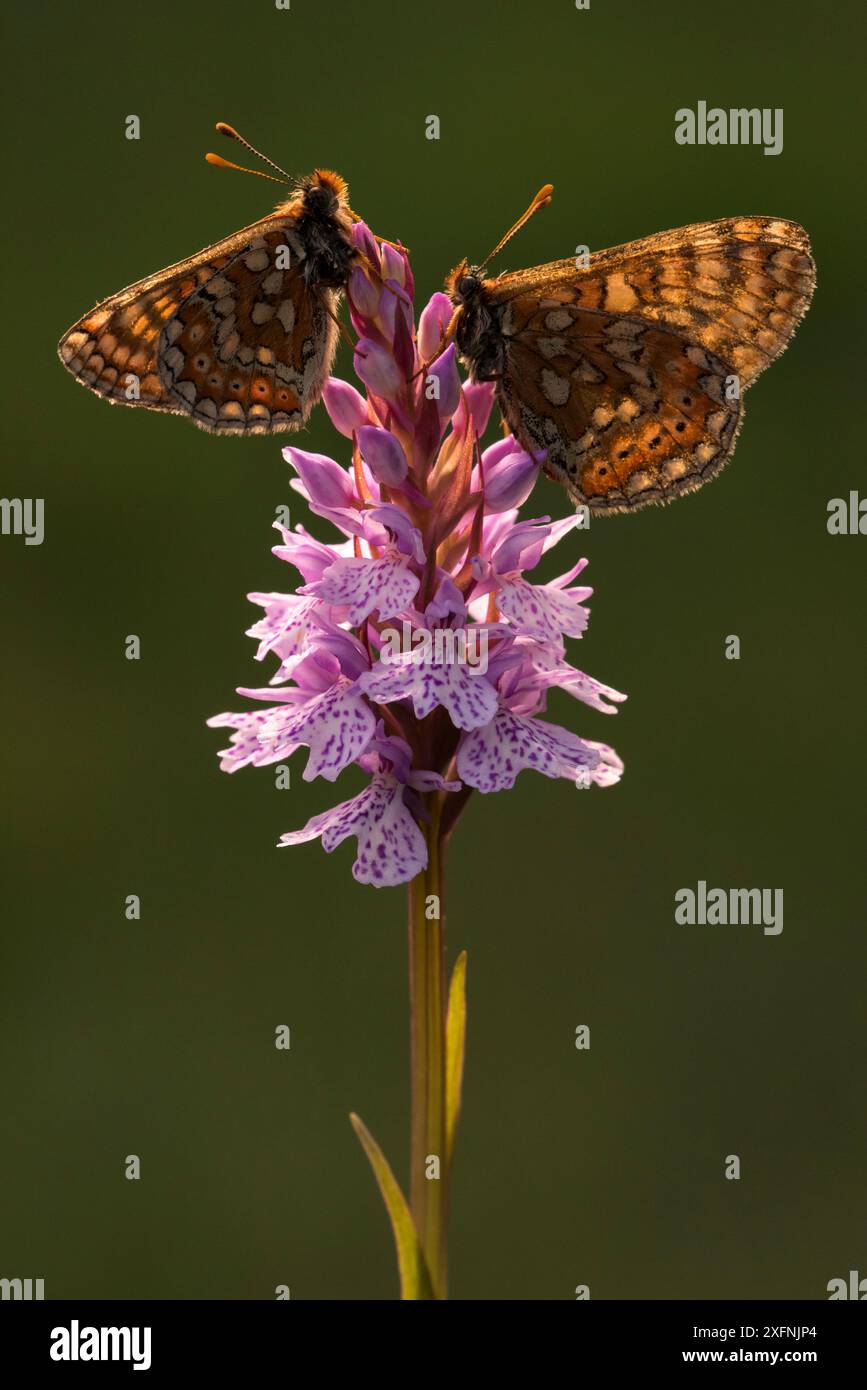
[[354, 338, 403, 402], [283, 447, 357, 509], [322, 378, 369, 438], [481, 435, 519, 470], [463, 381, 496, 437], [380, 243, 408, 288], [351, 221, 380, 266], [418, 292, 454, 362], [348, 266, 380, 319], [358, 426, 408, 486], [424, 342, 461, 419], [483, 449, 542, 512]]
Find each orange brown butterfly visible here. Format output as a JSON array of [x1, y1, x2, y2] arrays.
[[57, 124, 386, 436], [441, 187, 815, 513]]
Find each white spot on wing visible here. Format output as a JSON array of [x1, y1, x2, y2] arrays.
[[541, 369, 570, 407]]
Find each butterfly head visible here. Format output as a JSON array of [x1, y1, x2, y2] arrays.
[[446, 184, 554, 312], [300, 169, 349, 219], [444, 260, 505, 377], [445, 259, 485, 308]]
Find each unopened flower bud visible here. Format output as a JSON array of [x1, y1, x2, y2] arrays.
[[483, 449, 542, 512], [418, 292, 454, 361], [354, 337, 403, 402], [322, 378, 369, 438], [358, 426, 408, 486]]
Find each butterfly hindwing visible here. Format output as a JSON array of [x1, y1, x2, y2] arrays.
[[496, 302, 743, 511], [57, 214, 295, 415], [158, 224, 338, 434]]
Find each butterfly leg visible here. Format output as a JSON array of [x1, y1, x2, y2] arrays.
[[409, 306, 464, 382], [317, 292, 360, 354]]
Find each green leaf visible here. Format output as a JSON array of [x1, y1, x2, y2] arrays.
[[445, 950, 467, 1164], [349, 1113, 436, 1300]]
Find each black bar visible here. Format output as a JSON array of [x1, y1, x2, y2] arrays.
[[1, 1299, 863, 1374]]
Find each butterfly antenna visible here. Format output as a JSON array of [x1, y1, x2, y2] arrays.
[[211, 121, 292, 182], [205, 152, 288, 186], [479, 184, 554, 270]]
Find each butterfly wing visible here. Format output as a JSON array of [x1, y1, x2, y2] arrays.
[[496, 303, 742, 510], [58, 210, 341, 434], [158, 223, 339, 434], [58, 216, 286, 413], [483, 217, 814, 511]]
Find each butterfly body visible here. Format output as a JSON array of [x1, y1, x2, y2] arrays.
[[448, 264, 506, 381], [291, 172, 356, 287], [58, 169, 355, 435], [446, 216, 815, 513]]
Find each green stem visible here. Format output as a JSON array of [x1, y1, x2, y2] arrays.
[[407, 794, 448, 1298]]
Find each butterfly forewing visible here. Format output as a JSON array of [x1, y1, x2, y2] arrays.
[[538, 216, 816, 389], [458, 216, 815, 513]]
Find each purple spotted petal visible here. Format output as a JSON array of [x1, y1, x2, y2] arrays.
[[245, 593, 328, 668], [497, 576, 592, 644], [583, 740, 625, 787], [524, 656, 628, 714], [457, 709, 601, 792], [309, 556, 420, 625], [279, 773, 428, 887], [408, 769, 462, 793], [359, 653, 498, 731], [209, 678, 374, 783], [207, 706, 302, 774]]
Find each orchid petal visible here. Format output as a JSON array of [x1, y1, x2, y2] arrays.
[[309, 556, 420, 625], [457, 709, 601, 793], [279, 773, 428, 887]]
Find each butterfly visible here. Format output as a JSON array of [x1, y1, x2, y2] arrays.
[[443, 188, 816, 513], [57, 125, 368, 436]]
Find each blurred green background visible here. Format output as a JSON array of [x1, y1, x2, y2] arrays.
[[2, 0, 864, 1300]]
